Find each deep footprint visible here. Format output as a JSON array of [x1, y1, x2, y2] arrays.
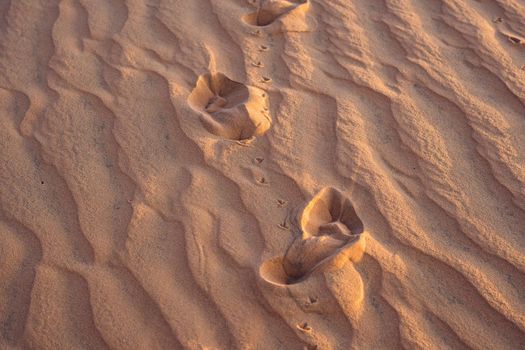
[[243, 0, 307, 27], [260, 187, 364, 285], [188, 73, 271, 140]]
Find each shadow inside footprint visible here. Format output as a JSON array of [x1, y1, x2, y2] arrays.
[[188, 73, 271, 141], [243, 0, 307, 27], [260, 187, 364, 285]]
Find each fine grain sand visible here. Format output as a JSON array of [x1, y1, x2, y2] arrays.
[[1, 0, 525, 349]]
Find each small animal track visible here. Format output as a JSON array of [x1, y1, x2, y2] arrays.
[[188, 73, 271, 141], [260, 187, 365, 285], [307, 296, 318, 305], [243, 0, 308, 27]]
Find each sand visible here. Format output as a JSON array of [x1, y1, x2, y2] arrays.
[[1, 0, 524, 349]]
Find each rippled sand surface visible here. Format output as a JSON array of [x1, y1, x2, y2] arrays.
[[1, 0, 525, 349]]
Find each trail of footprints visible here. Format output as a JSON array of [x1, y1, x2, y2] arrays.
[[187, 1, 311, 141], [187, 0, 310, 141], [186, 0, 365, 285]]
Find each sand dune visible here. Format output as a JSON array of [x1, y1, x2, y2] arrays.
[[1, 0, 524, 349]]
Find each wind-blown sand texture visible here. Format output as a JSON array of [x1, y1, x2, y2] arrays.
[[1, 0, 525, 349]]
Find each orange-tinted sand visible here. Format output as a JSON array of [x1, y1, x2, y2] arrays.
[[1, 0, 525, 349]]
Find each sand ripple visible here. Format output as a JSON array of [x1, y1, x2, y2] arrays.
[[0, 0, 524, 349]]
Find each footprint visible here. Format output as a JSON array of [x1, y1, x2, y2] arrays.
[[306, 296, 318, 305], [256, 176, 268, 185], [243, 0, 308, 27], [260, 187, 364, 285], [188, 73, 271, 140]]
